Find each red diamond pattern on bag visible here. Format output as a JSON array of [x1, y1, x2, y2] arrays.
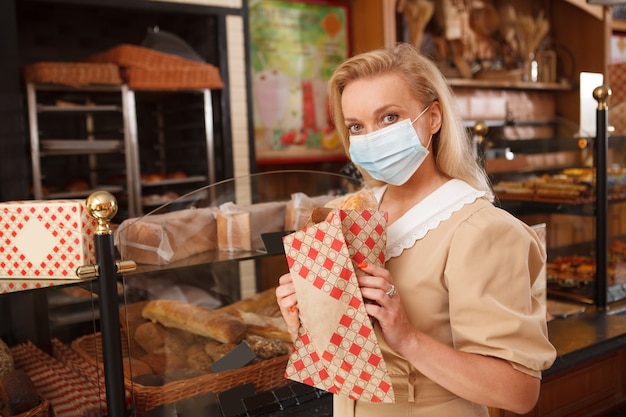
[[0, 200, 96, 280], [283, 209, 394, 403]]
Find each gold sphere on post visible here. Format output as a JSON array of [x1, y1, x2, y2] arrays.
[[85, 191, 118, 235], [472, 120, 489, 145], [593, 85, 612, 111]]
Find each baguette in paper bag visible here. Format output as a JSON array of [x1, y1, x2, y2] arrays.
[[282, 192, 395, 403]]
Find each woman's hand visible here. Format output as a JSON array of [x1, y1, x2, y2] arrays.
[[275, 272, 300, 342], [356, 262, 415, 352]]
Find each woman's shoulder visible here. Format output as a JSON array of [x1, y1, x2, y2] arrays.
[[453, 197, 538, 238]]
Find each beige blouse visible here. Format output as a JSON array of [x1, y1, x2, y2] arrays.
[[334, 179, 557, 417]]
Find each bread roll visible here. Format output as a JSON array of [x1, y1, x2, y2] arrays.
[[122, 357, 153, 378], [0, 370, 39, 415], [0, 380, 9, 417], [185, 344, 214, 372], [139, 353, 186, 376], [134, 321, 191, 357], [142, 300, 247, 344], [339, 189, 378, 210], [309, 190, 379, 224]]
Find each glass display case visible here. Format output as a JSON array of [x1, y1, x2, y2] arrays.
[[480, 88, 626, 306], [113, 170, 357, 416]]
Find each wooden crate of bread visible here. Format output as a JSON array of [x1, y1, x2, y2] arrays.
[[72, 288, 291, 415]]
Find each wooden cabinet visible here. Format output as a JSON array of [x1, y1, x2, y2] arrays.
[[490, 347, 626, 417]]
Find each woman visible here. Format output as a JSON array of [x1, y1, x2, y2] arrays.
[[276, 43, 556, 416]]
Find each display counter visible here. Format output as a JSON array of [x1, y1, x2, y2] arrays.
[[488, 300, 626, 417]]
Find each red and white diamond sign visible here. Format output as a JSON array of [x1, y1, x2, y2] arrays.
[[0, 200, 97, 280], [283, 209, 395, 403]]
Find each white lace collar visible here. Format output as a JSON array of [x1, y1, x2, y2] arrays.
[[375, 179, 486, 260]]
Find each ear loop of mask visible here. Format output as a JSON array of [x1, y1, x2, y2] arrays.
[[411, 104, 432, 149]]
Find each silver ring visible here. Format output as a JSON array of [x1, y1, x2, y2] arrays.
[[385, 284, 396, 298]]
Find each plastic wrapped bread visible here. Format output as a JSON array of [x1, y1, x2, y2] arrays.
[[216, 201, 286, 251], [115, 207, 217, 265]]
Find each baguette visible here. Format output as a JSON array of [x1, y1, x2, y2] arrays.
[[142, 300, 247, 344]]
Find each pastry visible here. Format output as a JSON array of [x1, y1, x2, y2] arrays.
[[142, 299, 247, 344], [244, 334, 290, 359], [0, 339, 13, 377], [205, 343, 236, 361]]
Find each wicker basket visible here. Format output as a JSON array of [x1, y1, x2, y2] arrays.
[[85, 44, 223, 90], [72, 332, 290, 415], [23, 62, 122, 86], [86, 44, 201, 70], [15, 398, 50, 417], [122, 66, 223, 91]]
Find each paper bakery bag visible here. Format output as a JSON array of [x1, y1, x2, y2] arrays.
[[282, 209, 395, 403]]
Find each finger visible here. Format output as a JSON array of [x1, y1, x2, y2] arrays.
[[278, 272, 293, 285], [356, 262, 392, 283]]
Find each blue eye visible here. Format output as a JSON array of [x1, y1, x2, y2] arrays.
[[348, 124, 363, 134], [382, 114, 399, 124]]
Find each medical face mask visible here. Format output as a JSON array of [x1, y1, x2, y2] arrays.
[[348, 106, 431, 186]]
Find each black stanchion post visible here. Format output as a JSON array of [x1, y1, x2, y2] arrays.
[[593, 85, 611, 310], [79, 191, 128, 417]]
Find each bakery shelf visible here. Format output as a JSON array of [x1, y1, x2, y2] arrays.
[[40, 139, 125, 154], [46, 184, 124, 199], [27, 82, 138, 218], [140, 175, 207, 188], [37, 104, 122, 113]]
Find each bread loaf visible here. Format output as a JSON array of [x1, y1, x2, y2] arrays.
[[218, 288, 280, 315], [216, 201, 286, 251], [116, 207, 217, 265], [142, 300, 247, 344]]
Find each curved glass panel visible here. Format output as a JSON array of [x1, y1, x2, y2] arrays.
[[115, 170, 360, 275]]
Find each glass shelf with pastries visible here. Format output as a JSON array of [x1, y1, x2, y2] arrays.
[[481, 133, 626, 305]]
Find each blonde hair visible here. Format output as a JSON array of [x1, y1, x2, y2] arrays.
[[328, 43, 493, 199]]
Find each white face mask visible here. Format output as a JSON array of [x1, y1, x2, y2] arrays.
[[348, 106, 431, 185]]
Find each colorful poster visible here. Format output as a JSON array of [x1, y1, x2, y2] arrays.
[[250, 0, 350, 163]]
